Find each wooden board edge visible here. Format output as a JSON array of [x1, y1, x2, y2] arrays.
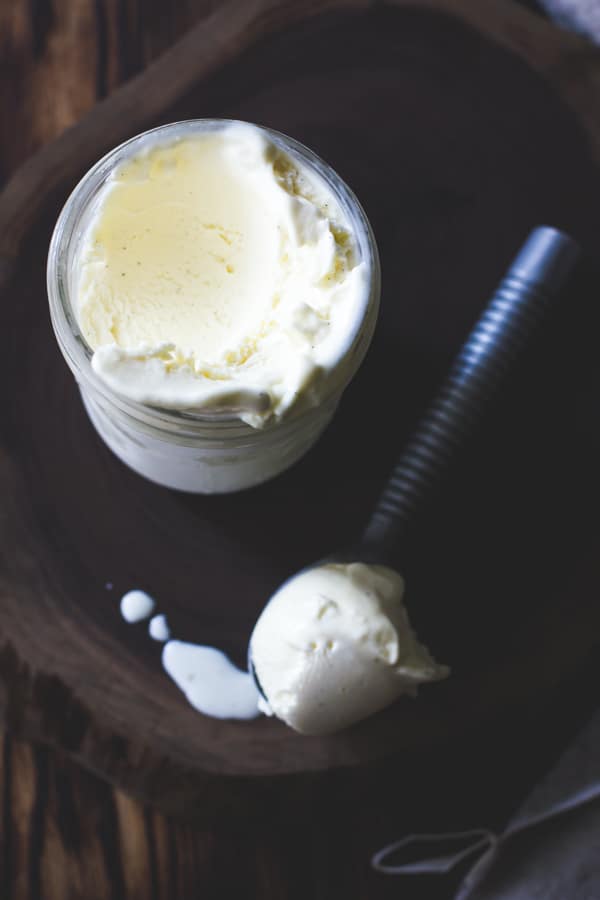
[[0, 0, 599, 280]]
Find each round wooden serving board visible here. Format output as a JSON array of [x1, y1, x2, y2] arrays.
[[1, 0, 600, 819]]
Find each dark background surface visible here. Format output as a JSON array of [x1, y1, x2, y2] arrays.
[[1, 1, 600, 897]]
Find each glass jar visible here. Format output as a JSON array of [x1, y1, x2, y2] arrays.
[[47, 120, 380, 493]]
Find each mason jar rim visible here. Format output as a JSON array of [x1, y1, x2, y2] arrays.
[[47, 118, 380, 439]]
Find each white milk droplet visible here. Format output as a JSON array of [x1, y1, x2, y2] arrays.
[[149, 614, 170, 642], [162, 641, 260, 720], [120, 590, 155, 623]]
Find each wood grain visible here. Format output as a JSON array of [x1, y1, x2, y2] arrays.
[[1, 1, 600, 897], [0, 0, 369, 274], [0, 0, 222, 177], [3, 0, 600, 281], [1, 0, 600, 821], [2, 661, 600, 900]]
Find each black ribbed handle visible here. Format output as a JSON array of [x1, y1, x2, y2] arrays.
[[362, 227, 581, 555]]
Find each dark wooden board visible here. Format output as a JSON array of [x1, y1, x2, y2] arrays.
[[1, 1, 600, 818]]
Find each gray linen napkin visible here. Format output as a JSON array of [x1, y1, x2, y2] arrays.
[[456, 707, 600, 899], [372, 709, 600, 898], [538, 0, 600, 43]]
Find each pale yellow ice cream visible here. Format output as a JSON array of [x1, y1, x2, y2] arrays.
[[74, 122, 369, 425], [250, 563, 449, 735]]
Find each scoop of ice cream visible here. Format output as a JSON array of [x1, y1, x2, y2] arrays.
[[250, 562, 448, 735]]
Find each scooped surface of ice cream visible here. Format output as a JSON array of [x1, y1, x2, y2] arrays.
[[74, 122, 369, 426]]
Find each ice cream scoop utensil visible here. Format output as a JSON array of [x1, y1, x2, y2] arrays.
[[250, 227, 581, 699]]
